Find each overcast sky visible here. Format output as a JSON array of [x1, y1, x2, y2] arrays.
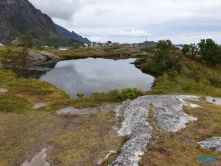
[[29, 0, 221, 44]]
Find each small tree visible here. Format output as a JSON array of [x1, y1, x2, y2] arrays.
[[198, 38, 221, 66], [189, 43, 198, 59], [11, 36, 33, 78], [182, 44, 190, 55]]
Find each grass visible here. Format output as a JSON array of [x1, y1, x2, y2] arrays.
[[146, 57, 221, 98], [1, 46, 221, 165], [139, 100, 221, 166]]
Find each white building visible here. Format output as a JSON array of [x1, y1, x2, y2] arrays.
[[58, 47, 69, 50], [0, 43, 4, 47]]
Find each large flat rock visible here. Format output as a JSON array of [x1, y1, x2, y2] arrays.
[[21, 148, 50, 166], [109, 95, 200, 166]]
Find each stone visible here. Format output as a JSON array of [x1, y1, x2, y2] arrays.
[[77, 92, 84, 97], [0, 88, 9, 93], [32, 103, 47, 109], [56, 107, 99, 116], [20, 148, 50, 166], [0, 63, 2, 69], [205, 96, 221, 105], [99, 105, 116, 113], [198, 137, 221, 151], [28, 51, 60, 61], [108, 95, 199, 166], [39, 51, 60, 60], [28, 51, 46, 61]]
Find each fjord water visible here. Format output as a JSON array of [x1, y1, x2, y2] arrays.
[[40, 58, 155, 99]]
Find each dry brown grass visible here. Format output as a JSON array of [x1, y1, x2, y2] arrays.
[[0, 111, 123, 166], [139, 100, 221, 166]]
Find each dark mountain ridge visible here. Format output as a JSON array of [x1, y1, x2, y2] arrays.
[[0, 0, 90, 45], [0, 0, 58, 43], [55, 24, 90, 43]]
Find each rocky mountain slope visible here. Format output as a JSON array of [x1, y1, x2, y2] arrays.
[[55, 24, 90, 43], [0, 0, 88, 45], [0, 0, 59, 43]]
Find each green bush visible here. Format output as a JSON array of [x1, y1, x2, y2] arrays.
[[108, 89, 122, 101], [208, 77, 221, 88], [198, 39, 221, 66]]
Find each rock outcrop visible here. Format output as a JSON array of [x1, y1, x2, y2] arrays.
[[28, 51, 60, 61], [198, 137, 221, 152], [108, 95, 199, 166], [20, 148, 50, 166], [0, 88, 9, 93]]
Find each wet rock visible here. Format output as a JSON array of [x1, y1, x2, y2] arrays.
[[0, 88, 9, 93], [32, 103, 47, 109], [56, 107, 99, 116], [20, 148, 50, 166], [198, 137, 221, 151], [77, 92, 84, 97]]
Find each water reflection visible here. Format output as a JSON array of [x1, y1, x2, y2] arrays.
[[40, 58, 155, 99]]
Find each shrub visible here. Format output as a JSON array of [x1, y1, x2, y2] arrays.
[[198, 39, 221, 66]]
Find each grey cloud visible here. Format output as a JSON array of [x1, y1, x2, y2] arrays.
[[29, 0, 221, 44]]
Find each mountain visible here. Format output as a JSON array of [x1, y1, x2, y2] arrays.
[[0, 0, 87, 46], [0, 0, 59, 43], [55, 24, 90, 43]]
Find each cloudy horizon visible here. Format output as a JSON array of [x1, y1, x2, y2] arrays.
[[29, 0, 221, 44]]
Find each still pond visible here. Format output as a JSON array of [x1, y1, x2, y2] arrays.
[[40, 58, 155, 99]]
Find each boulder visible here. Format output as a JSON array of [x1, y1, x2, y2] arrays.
[[56, 107, 99, 116], [28, 51, 60, 61], [20, 148, 50, 166], [99, 105, 116, 113], [0, 88, 9, 93], [32, 103, 47, 109], [39, 51, 60, 60], [28, 51, 46, 61], [198, 137, 221, 151], [77, 92, 84, 97]]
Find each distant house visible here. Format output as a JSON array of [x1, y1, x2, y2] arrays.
[[106, 41, 112, 46], [90, 42, 97, 47], [84, 43, 89, 47], [58, 47, 69, 50], [0, 43, 3, 47]]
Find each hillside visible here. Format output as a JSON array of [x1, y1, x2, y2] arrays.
[[0, 0, 87, 46], [55, 24, 90, 43], [0, 0, 59, 43]]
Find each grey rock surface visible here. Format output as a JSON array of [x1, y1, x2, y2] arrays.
[[205, 96, 221, 105], [28, 51, 47, 61], [109, 95, 199, 166], [28, 51, 60, 61], [198, 137, 221, 152], [39, 51, 60, 60], [20, 148, 50, 166], [0, 88, 9, 93], [56, 107, 99, 116], [99, 105, 116, 113], [0, 62, 2, 69], [32, 103, 47, 109]]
